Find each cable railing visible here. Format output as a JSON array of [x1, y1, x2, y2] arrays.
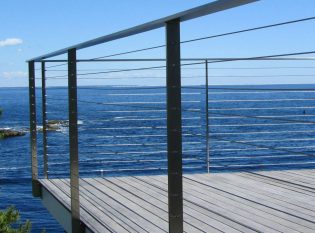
[[27, 1, 315, 231], [37, 60, 315, 178], [32, 57, 315, 233]]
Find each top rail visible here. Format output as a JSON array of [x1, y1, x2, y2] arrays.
[[27, 0, 258, 62], [40, 57, 315, 63]]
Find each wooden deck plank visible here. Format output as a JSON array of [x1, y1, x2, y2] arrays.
[[260, 170, 315, 186], [112, 177, 230, 233], [39, 169, 315, 233], [89, 178, 168, 233], [297, 169, 315, 175], [238, 172, 315, 197], [249, 171, 315, 192], [182, 176, 315, 232], [201, 172, 314, 215], [41, 179, 109, 233], [278, 170, 315, 183], [139, 175, 281, 233], [80, 179, 152, 233], [224, 173, 315, 228], [125, 176, 255, 233], [286, 170, 315, 179], [219, 173, 315, 210], [95, 178, 213, 233], [191, 174, 315, 222], [60, 179, 146, 233], [239, 172, 315, 197], [52, 179, 127, 233], [148, 175, 307, 233], [235, 173, 315, 207]]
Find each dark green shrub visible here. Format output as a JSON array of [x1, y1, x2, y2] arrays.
[[0, 206, 31, 233]]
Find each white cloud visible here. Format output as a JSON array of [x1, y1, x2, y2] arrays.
[[0, 38, 23, 47], [1, 71, 27, 79]]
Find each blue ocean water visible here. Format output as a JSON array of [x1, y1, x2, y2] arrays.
[[1, 85, 315, 232], [0, 87, 63, 232]]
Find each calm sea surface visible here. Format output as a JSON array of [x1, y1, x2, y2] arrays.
[[1, 85, 315, 232]]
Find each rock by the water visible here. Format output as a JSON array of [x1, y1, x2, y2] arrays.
[[46, 120, 69, 131], [0, 129, 26, 139], [36, 120, 69, 132]]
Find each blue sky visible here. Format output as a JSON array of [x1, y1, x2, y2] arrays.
[[0, 0, 315, 87]]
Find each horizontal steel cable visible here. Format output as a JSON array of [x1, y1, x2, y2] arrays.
[[45, 96, 315, 125], [92, 16, 315, 60], [210, 135, 315, 158], [43, 50, 315, 78]]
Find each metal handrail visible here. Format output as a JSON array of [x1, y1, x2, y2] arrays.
[[27, 0, 257, 62], [27, 1, 266, 232]]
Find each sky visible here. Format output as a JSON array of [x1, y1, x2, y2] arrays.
[[1, 0, 315, 87]]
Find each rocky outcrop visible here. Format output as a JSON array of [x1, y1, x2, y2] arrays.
[[0, 129, 26, 139], [46, 120, 69, 131], [36, 120, 69, 132]]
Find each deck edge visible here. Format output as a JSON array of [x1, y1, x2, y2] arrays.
[[39, 180, 93, 233]]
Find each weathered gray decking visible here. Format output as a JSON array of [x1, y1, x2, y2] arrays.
[[40, 169, 315, 233]]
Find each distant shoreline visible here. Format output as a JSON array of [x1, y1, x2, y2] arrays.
[[2, 83, 315, 89]]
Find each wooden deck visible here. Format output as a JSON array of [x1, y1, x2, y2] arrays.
[[39, 169, 315, 233]]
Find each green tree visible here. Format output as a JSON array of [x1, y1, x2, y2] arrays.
[[0, 206, 31, 233]]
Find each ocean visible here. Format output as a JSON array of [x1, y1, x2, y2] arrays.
[[1, 85, 315, 232]]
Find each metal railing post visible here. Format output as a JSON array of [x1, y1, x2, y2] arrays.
[[166, 18, 183, 233], [28, 61, 41, 197], [41, 61, 48, 178], [205, 60, 210, 173], [68, 49, 83, 233]]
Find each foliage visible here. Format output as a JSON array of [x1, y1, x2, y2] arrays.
[[0, 206, 31, 233]]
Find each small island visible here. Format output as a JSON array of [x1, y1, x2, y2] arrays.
[[0, 108, 26, 139], [0, 129, 26, 139], [46, 120, 69, 131]]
